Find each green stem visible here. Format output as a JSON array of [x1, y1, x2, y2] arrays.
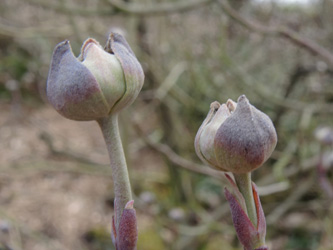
[[97, 114, 132, 230], [233, 172, 257, 228]]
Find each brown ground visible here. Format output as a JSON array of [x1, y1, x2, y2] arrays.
[[0, 102, 164, 250]]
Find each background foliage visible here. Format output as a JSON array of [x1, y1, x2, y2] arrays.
[[0, 0, 332, 249]]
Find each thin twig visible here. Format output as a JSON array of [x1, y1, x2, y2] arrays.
[[27, 0, 215, 16], [257, 154, 320, 186], [0, 22, 72, 38], [39, 131, 108, 166], [141, 127, 227, 181], [273, 66, 318, 127], [134, 123, 289, 196], [26, 0, 114, 16], [218, 0, 333, 68], [106, 0, 215, 16], [266, 177, 314, 225], [227, 57, 333, 114]]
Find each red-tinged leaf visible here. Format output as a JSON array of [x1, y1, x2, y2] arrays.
[[117, 200, 138, 250], [225, 173, 247, 213], [224, 187, 258, 250], [111, 215, 117, 247], [252, 183, 266, 238]]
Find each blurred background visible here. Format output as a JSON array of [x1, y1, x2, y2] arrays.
[[0, 0, 333, 249]]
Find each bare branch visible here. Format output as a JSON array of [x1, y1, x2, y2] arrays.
[[134, 122, 289, 196], [0, 22, 72, 38], [266, 178, 314, 225], [26, 0, 114, 16], [26, 0, 215, 16], [106, 0, 216, 16], [219, 0, 333, 68], [140, 128, 227, 181]]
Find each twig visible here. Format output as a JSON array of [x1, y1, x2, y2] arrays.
[[257, 154, 320, 186], [218, 0, 333, 68], [106, 0, 215, 16], [134, 123, 289, 197], [141, 127, 227, 181], [227, 57, 333, 114], [60, 0, 83, 41], [27, 0, 215, 16], [266, 177, 314, 225], [0, 22, 72, 38], [273, 65, 317, 127], [39, 131, 108, 166], [26, 0, 114, 16], [256, 181, 289, 196], [317, 153, 333, 199]]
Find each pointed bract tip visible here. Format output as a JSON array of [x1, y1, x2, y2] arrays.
[[224, 173, 234, 184], [226, 99, 237, 111], [237, 94, 247, 102], [210, 101, 220, 110], [53, 40, 71, 54], [125, 200, 134, 210]]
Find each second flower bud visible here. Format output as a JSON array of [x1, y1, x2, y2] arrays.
[[195, 95, 277, 174]]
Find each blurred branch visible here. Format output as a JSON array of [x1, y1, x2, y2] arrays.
[[256, 181, 289, 196], [266, 177, 314, 225], [60, 0, 83, 41], [26, 0, 114, 16], [154, 62, 188, 101], [258, 154, 320, 186], [137, 126, 227, 181], [228, 58, 333, 114], [106, 0, 215, 16], [0, 22, 72, 38], [0, 208, 67, 250], [27, 0, 215, 16], [134, 122, 288, 196], [317, 153, 333, 199], [39, 131, 108, 166], [273, 66, 315, 127], [219, 0, 333, 68]]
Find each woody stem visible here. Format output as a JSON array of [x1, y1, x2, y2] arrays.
[[97, 114, 132, 230], [233, 172, 257, 228]]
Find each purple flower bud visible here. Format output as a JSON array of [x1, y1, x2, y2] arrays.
[[195, 95, 277, 173], [46, 33, 144, 121]]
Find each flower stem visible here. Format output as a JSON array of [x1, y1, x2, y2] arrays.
[[233, 172, 257, 228], [97, 114, 132, 230]]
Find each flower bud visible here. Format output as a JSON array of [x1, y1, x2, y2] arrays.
[[195, 95, 277, 174], [46, 33, 144, 121]]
